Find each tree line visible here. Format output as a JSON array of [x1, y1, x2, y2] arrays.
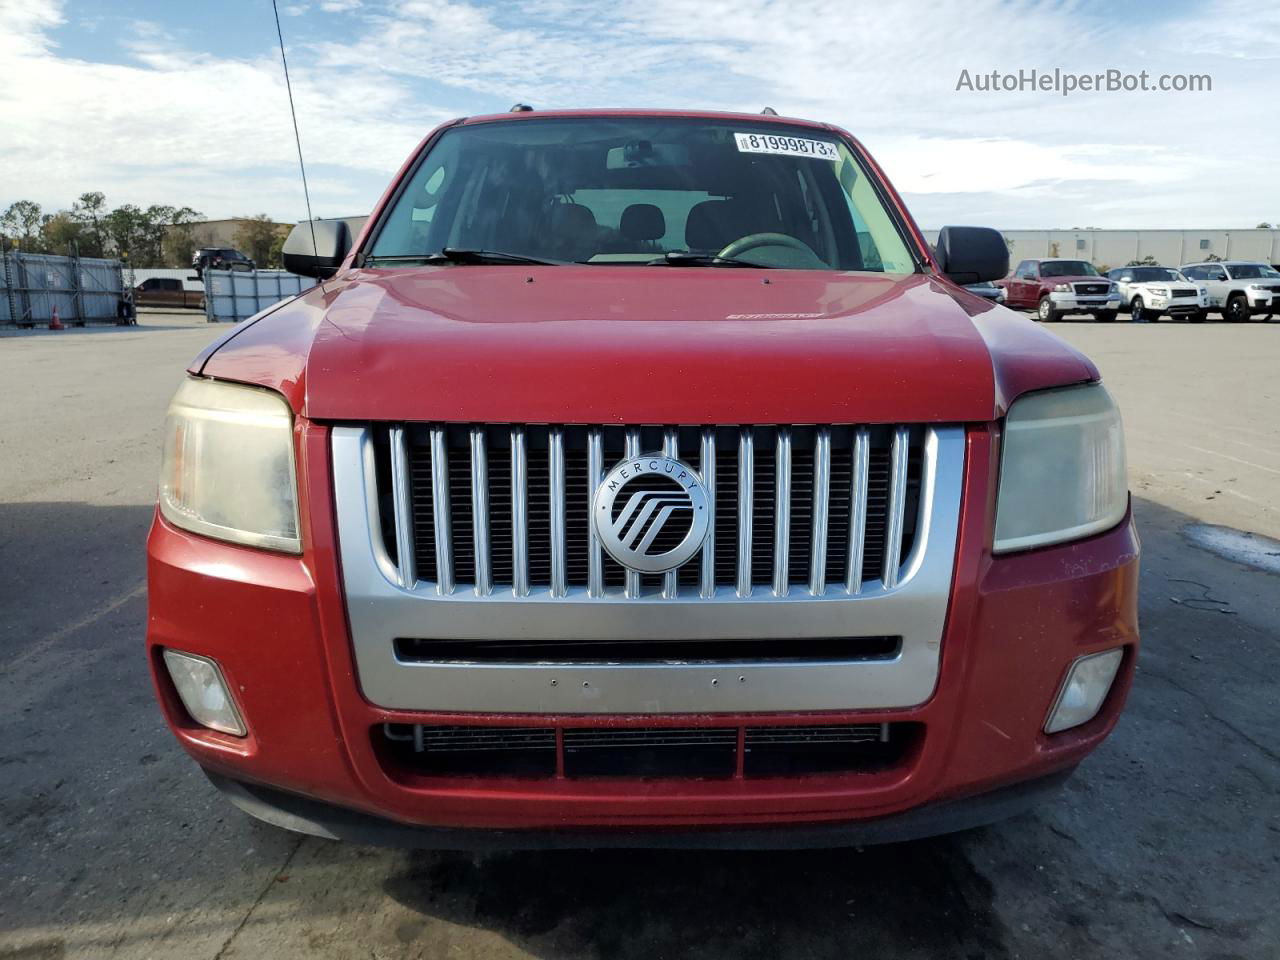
[[0, 195, 289, 268]]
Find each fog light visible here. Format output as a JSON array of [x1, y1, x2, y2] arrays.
[[1045, 648, 1123, 734], [163, 650, 246, 736]]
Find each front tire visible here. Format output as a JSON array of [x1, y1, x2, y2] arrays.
[[1225, 294, 1251, 322], [1037, 297, 1058, 322], [1130, 297, 1146, 322], [1190, 309, 1207, 323]]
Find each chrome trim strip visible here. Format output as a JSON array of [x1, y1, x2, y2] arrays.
[[662, 428, 680, 599], [773, 429, 791, 597], [699, 428, 716, 599], [359, 429, 401, 587], [332, 425, 964, 714], [883, 426, 910, 588], [586, 428, 604, 599], [736, 428, 754, 598], [846, 427, 870, 595], [623, 428, 641, 599], [429, 427, 454, 595], [388, 426, 416, 589], [809, 428, 830, 596], [469, 428, 491, 597], [549, 427, 567, 598], [510, 428, 528, 598]]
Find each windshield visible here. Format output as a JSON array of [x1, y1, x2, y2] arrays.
[[1040, 260, 1099, 278], [1125, 267, 1180, 282], [1228, 263, 1280, 279], [367, 118, 918, 272]]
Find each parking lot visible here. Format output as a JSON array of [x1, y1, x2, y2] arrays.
[[1, 313, 1277, 959]]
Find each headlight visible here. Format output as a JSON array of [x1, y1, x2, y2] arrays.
[[1149, 287, 1168, 297], [1052, 283, 1071, 292], [994, 383, 1127, 553], [159, 378, 301, 553]]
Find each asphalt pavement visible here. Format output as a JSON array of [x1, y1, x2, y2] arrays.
[[1, 311, 1277, 959]]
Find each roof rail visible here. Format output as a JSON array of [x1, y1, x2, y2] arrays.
[[509, 103, 534, 112], [760, 106, 778, 115]]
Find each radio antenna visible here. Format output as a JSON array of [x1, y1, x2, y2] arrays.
[[271, 0, 320, 274]]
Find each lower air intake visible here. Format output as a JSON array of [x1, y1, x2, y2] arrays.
[[378, 722, 920, 780]]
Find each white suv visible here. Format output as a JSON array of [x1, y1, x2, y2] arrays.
[[1105, 266, 1208, 323], [1180, 261, 1280, 322]]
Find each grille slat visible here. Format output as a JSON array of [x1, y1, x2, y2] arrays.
[[773, 429, 791, 597], [699, 429, 717, 597], [506, 428, 525, 595], [429, 427, 454, 594], [399, 424, 925, 598], [469, 428, 491, 596], [388, 426, 417, 589], [809, 429, 830, 596]]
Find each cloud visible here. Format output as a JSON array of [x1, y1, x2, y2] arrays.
[[0, 0, 443, 219], [2, 0, 1277, 227]]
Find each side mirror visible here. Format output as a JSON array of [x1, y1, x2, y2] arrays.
[[935, 226, 1009, 285], [282, 219, 351, 279]]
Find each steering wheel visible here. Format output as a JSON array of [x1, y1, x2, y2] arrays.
[[717, 232, 824, 267]]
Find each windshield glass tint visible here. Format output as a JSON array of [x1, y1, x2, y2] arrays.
[[368, 118, 917, 272], [1128, 268, 1180, 282], [1040, 260, 1099, 277]]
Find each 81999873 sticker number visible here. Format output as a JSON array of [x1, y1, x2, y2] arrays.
[[734, 132, 840, 160]]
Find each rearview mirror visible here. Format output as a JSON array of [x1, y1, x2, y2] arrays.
[[935, 226, 1009, 285], [282, 219, 351, 279]]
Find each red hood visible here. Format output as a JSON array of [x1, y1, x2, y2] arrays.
[[195, 266, 1096, 423]]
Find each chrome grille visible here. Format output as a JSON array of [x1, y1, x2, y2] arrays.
[[372, 424, 924, 599]]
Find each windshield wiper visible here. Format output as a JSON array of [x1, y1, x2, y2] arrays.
[[365, 248, 563, 267], [652, 251, 774, 268]]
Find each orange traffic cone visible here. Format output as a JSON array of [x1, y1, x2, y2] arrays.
[[49, 306, 65, 330]]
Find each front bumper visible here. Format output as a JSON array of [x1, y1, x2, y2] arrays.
[[1144, 295, 1208, 313], [1246, 292, 1280, 310], [1048, 292, 1120, 312], [206, 765, 1076, 850], [146, 423, 1140, 838]]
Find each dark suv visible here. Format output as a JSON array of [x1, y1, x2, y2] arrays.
[[191, 247, 254, 277]]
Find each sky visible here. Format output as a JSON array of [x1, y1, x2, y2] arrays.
[[2, 0, 1277, 229]]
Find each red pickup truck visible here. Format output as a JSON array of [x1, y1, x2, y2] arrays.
[[147, 109, 1137, 848], [999, 258, 1122, 321]]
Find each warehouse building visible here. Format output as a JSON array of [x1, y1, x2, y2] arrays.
[[921, 228, 1280, 272]]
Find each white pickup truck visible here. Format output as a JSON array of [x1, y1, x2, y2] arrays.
[[1179, 261, 1280, 322], [1105, 266, 1207, 323]]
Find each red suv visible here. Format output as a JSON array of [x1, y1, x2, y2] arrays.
[[147, 109, 1138, 848]]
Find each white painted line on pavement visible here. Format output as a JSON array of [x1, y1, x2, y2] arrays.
[[1183, 445, 1280, 477]]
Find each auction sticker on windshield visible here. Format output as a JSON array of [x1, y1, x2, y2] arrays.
[[734, 132, 840, 160]]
